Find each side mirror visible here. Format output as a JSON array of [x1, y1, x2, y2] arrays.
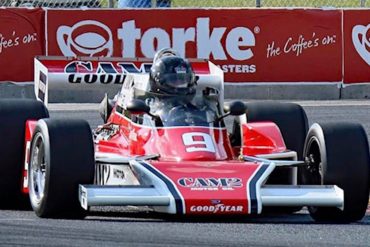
[[224, 101, 247, 116], [126, 99, 163, 127], [215, 101, 247, 123], [126, 99, 151, 115]]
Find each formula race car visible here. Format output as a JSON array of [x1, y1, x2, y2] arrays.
[[0, 49, 369, 222]]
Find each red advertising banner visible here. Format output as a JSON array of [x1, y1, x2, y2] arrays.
[[0, 8, 45, 82], [46, 9, 342, 83], [343, 10, 370, 83]]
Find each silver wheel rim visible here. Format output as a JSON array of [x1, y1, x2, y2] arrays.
[[29, 133, 46, 206]]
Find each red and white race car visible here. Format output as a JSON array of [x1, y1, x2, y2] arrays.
[[0, 49, 368, 222]]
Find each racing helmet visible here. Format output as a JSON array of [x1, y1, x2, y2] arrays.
[[149, 49, 196, 97], [153, 48, 180, 64]]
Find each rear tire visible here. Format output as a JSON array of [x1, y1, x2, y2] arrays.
[[243, 102, 308, 160], [232, 102, 308, 183], [302, 122, 370, 222], [28, 119, 95, 218], [0, 99, 49, 209]]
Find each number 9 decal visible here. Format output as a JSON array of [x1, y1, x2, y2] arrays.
[[182, 132, 216, 153]]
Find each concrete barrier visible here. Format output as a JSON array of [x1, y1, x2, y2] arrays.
[[48, 87, 120, 103], [2, 81, 370, 102], [341, 84, 370, 99], [224, 83, 341, 100], [0, 82, 35, 100]]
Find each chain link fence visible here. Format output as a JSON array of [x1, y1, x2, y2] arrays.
[[0, 0, 368, 8]]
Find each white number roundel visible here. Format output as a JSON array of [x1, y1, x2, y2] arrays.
[[182, 132, 216, 153]]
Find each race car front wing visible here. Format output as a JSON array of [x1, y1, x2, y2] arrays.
[[78, 157, 344, 215]]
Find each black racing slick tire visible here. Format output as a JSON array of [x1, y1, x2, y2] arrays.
[[244, 102, 309, 160], [231, 102, 308, 214], [302, 122, 370, 223], [232, 102, 309, 183], [0, 99, 49, 209], [28, 119, 95, 218]]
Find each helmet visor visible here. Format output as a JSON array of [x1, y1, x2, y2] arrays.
[[160, 72, 194, 88]]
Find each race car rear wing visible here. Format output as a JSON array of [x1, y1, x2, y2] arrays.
[[34, 56, 224, 105]]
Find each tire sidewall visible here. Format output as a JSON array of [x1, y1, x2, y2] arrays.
[[303, 123, 327, 185], [28, 120, 52, 216]]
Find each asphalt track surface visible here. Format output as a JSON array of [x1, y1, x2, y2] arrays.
[[1, 100, 370, 247]]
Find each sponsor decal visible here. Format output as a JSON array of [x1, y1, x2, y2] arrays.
[[190, 204, 243, 213], [174, 65, 187, 74], [266, 32, 337, 59], [211, 199, 221, 204], [96, 163, 111, 185], [0, 31, 38, 54], [47, 9, 343, 82], [182, 132, 216, 153], [113, 168, 125, 179], [54, 17, 256, 75], [63, 61, 151, 73], [0, 8, 44, 82], [55, 18, 256, 61], [96, 164, 127, 185], [68, 73, 126, 84], [178, 177, 242, 191], [343, 10, 369, 83], [352, 24, 370, 66], [64, 61, 151, 84], [38, 71, 47, 103], [57, 20, 113, 57], [117, 18, 256, 61]]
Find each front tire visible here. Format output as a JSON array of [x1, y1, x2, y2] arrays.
[[29, 119, 95, 218], [0, 99, 49, 209], [302, 122, 370, 222]]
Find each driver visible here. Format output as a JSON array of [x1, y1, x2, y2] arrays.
[[145, 48, 204, 126], [149, 48, 197, 104]]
